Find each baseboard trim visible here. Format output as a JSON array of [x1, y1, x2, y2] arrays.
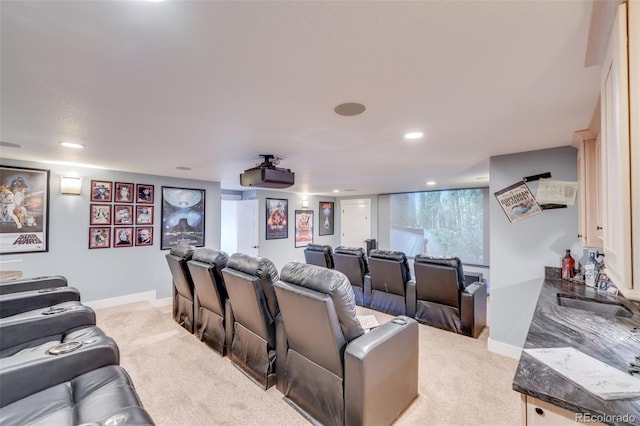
[[488, 337, 522, 359], [85, 291, 157, 309], [153, 297, 172, 307]]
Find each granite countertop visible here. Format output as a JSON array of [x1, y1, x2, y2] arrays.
[[513, 278, 640, 425]]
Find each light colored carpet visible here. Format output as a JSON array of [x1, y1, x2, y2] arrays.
[[96, 302, 520, 425]]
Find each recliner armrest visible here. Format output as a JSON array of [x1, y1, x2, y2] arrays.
[[0, 287, 81, 318], [461, 282, 487, 338], [463, 282, 484, 295], [344, 316, 419, 426], [0, 275, 68, 295], [275, 312, 287, 394], [406, 280, 416, 318]]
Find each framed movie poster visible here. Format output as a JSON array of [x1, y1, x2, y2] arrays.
[[319, 201, 334, 236], [161, 186, 205, 250], [266, 198, 288, 240], [295, 210, 314, 248], [0, 165, 50, 254]]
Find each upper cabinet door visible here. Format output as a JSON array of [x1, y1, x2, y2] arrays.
[[600, 2, 632, 289]]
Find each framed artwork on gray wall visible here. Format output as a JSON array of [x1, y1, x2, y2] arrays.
[[319, 201, 334, 236], [161, 186, 206, 250], [0, 165, 50, 254], [266, 198, 288, 240], [295, 209, 313, 248]]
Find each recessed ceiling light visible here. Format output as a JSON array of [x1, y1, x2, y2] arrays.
[[426, 181, 436, 186], [476, 176, 489, 181], [176, 166, 191, 171], [404, 132, 424, 140], [333, 189, 340, 193], [58, 141, 85, 149], [334, 102, 366, 117]]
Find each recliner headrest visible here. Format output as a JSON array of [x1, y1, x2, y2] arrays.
[[369, 249, 407, 263], [415, 255, 465, 289], [280, 262, 364, 342], [304, 244, 333, 254], [227, 252, 279, 283], [169, 244, 195, 260], [334, 246, 366, 257], [192, 248, 229, 267]]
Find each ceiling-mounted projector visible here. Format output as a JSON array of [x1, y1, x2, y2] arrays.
[[240, 154, 295, 189]]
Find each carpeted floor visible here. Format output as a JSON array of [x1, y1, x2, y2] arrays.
[[95, 302, 520, 425]]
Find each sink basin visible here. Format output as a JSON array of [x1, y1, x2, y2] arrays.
[[556, 293, 632, 318]]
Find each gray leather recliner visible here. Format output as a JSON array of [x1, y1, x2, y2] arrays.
[[367, 249, 413, 316], [165, 244, 196, 333], [187, 248, 231, 356], [411, 255, 487, 338], [0, 275, 68, 295], [304, 244, 334, 269], [221, 253, 280, 389], [333, 246, 370, 307], [274, 262, 419, 426]]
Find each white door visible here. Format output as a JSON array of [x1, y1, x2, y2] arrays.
[[237, 199, 259, 256], [340, 199, 371, 249]]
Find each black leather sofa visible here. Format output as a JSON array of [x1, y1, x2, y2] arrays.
[[0, 285, 81, 318], [274, 262, 419, 426]]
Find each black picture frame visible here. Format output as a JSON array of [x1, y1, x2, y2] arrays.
[[0, 165, 50, 254], [295, 209, 314, 248], [318, 201, 334, 236], [161, 186, 206, 250], [266, 198, 288, 240]]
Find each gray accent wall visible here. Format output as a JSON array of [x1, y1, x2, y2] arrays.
[[0, 159, 220, 302], [489, 146, 579, 348]]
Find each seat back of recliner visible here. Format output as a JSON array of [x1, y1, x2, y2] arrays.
[[413, 255, 462, 308], [368, 250, 411, 296], [188, 248, 228, 317], [333, 246, 368, 288], [303, 244, 334, 269], [165, 244, 196, 302]]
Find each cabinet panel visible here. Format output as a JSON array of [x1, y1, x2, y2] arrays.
[[600, 3, 632, 289], [521, 395, 605, 426], [576, 135, 602, 248]]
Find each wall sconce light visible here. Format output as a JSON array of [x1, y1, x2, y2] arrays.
[[301, 199, 309, 209], [60, 177, 82, 195]]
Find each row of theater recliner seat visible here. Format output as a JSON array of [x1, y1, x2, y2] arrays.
[[0, 275, 154, 426], [304, 244, 488, 339], [165, 245, 420, 426]]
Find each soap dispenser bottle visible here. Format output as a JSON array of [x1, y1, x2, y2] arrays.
[[585, 251, 598, 287]]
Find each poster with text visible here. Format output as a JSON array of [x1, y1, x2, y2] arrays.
[[319, 201, 334, 236], [295, 210, 314, 248], [266, 198, 288, 240], [494, 181, 541, 223], [0, 165, 49, 254]]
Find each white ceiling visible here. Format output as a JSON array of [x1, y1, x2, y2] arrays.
[[0, 0, 600, 196]]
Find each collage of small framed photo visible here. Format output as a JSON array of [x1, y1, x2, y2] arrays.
[[136, 184, 154, 204], [136, 227, 153, 246], [114, 227, 134, 247], [136, 205, 154, 225], [90, 204, 111, 225], [89, 227, 111, 249], [91, 180, 112, 202], [114, 205, 134, 225], [114, 182, 134, 203]]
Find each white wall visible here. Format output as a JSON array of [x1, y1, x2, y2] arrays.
[[1, 159, 221, 303], [489, 146, 579, 349]]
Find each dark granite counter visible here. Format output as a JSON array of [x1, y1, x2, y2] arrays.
[[513, 278, 640, 425]]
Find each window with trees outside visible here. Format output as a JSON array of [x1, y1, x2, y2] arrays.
[[389, 188, 489, 266]]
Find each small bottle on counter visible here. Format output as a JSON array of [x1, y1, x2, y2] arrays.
[[585, 251, 598, 287], [561, 249, 575, 281]]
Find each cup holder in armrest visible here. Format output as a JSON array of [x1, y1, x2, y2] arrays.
[[48, 341, 83, 355], [391, 318, 408, 325], [37, 287, 60, 293], [42, 307, 68, 315]]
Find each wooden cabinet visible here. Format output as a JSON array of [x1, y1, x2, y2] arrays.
[[575, 131, 602, 248], [520, 395, 605, 426], [599, 1, 637, 292]]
